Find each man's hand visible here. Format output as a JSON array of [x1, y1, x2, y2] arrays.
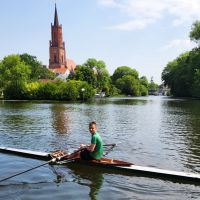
[[56, 157, 61, 161]]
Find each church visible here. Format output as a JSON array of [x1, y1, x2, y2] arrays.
[[49, 4, 76, 78]]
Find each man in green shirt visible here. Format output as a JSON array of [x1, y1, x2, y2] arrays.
[[80, 121, 103, 160], [64, 121, 103, 161]]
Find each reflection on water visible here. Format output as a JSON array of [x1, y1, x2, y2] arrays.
[[49, 163, 104, 200], [93, 97, 148, 106], [50, 104, 70, 134], [1, 97, 200, 199], [160, 99, 200, 172], [66, 164, 104, 200]]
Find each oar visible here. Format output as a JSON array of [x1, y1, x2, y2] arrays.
[[105, 142, 122, 148], [103, 143, 121, 156], [103, 143, 118, 147], [0, 158, 57, 183]]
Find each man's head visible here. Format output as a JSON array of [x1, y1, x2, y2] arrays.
[[89, 121, 97, 134]]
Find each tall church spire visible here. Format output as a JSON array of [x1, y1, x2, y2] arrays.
[[49, 4, 76, 75], [54, 4, 59, 26]]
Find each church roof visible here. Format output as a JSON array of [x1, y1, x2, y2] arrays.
[[66, 59, 76, 71], [50, 67, 69, 75]]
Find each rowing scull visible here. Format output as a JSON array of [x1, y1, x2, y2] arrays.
[[0, 146, 200, 182]]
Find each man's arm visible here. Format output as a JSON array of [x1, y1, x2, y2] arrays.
[[80, 144, 96, 152], [86, 144, 96, 152]]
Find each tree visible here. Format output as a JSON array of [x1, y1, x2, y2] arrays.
[[69, 58, 112, 96], [140, 84, 148, 96], [116, 75, 140, 96], [64, 80, 79, 100], [112, 66, 139, 83], [191, 69, 200, 97], [190, 20, 200, 44], [162, 47, 200, 97], [76, 80, 96, 100], [149, 77, 159, 91], [140, 76, 149, 88], [0, 54, 31, 99], [57, 80, 95, 101], [24, 82, 41, 99], [20, 53, 55, 80], [139, 76, 149, 96], [69, 65, 96, 86], [112, 66, 148, 96], [84, 58, 111, 94]]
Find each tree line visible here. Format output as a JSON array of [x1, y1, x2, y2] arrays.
[[162, 21, 200, 98], [0, 53, 157, 100]]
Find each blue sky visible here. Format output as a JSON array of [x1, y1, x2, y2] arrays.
[[1, 0, 200, 84]]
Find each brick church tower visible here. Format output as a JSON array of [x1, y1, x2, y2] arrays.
[[49, 4, 76, 77]]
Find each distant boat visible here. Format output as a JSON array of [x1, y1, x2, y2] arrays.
[[95, 92, 105, 98]]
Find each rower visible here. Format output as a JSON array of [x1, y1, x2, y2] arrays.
[[63, 121, 103, 161]]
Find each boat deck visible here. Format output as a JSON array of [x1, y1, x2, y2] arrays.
[[0, 146, 51, 161]]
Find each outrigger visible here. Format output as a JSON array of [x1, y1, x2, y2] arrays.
[[0, 146, 200, 183]]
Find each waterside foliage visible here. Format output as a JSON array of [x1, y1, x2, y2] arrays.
[[0, 54, 154, 100], [162, 20, 200, 98]]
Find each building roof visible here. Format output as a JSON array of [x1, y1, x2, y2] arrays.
[[50, 67, 70, 75], [66, 59, 76, 71]]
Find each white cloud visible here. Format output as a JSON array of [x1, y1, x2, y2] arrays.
[[107, 18, 155, 31], [162, 39, 196, 51], [167, 0, 200, 26], [97, 0, 123, 8], [97, 0, 200, 30]]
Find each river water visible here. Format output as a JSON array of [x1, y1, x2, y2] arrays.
[[0, 96, 200, 199]]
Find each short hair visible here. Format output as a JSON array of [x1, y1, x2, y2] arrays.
[[89, 121, 97, 127]]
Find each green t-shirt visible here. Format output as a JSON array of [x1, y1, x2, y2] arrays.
[[90, 132, 103, 159]]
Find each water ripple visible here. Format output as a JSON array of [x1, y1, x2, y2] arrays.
[[1, 98, 200, 199]]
